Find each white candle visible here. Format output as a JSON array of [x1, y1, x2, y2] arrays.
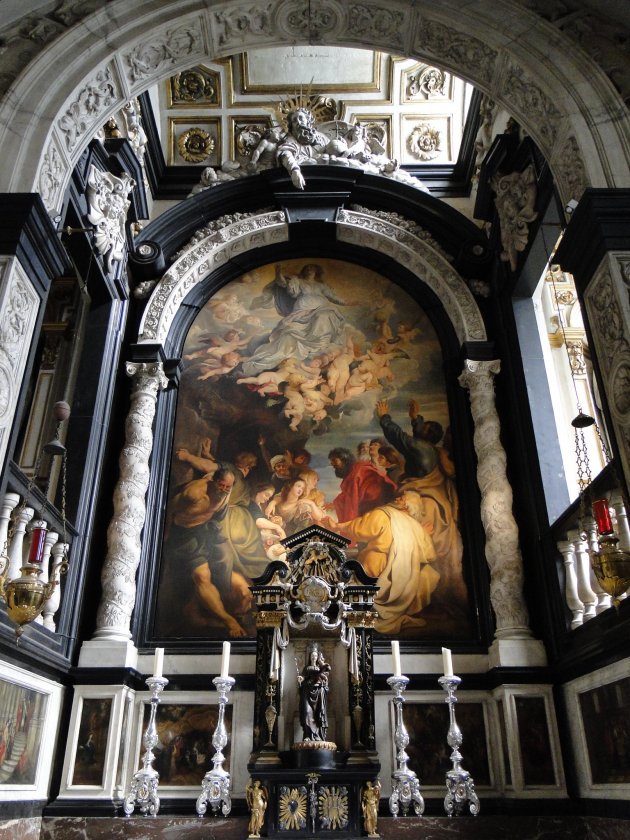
[[442, 646, 453, 677], [220, 641, 231, 679], [153, 647, 164, 678], [391, 640, 401, 677]]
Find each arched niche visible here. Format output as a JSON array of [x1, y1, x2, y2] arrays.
[[98, 196, 501, 654], [0, 0, 628, 213]]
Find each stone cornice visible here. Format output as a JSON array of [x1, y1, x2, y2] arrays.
[[555, 189, 630, 293]]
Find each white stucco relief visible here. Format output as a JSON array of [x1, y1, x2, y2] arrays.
[[583, 253, 630, 493], [0, 0, 626, 214]]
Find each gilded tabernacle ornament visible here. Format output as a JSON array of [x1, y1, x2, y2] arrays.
[[278, 786, 308, 831], [362, 779, 381, 837], [246, 779, 268, 838], [318, 785, 349, 830]]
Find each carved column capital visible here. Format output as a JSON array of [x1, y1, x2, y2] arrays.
[[458, 358, 501, 390], [125, 360, 170, 391], [93, 359, 168, 641]]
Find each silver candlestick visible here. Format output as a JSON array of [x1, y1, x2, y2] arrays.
[[124, 675, 168, 816], [438, 675, 480, 817], [196, 675, 235, 818], [387, 675, 425, 817]]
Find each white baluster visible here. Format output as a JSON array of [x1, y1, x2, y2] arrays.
[[557, 538, 584, 628], [0, 493, 20, 571], [43, 542, 68, 632], [34, 530, 58, 625], [6, 504, 34, 582], [610, 491, 630, 550], [567, 528, 597, 620], [610, 490, 630, 599], [585, 518, 612, 613]]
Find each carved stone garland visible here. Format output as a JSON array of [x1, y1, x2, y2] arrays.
[[458, 359, 531, 638], [94, 361, 168, 640]]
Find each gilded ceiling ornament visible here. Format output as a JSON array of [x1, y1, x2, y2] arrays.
[[491, 164, 538, 271], [172, 69, 217, 103], [177, 127, 215, 162], [407, 123, 441, 161], [278, 786, 308, 831], [275, 93, 337, 131]]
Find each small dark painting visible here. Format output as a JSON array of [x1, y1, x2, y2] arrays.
[[514, 696, 556, 786], [71, 698, 112, 786], [579, 676, 630, 784], [140, 703, 233, 787], [401, 701, 490, 786]]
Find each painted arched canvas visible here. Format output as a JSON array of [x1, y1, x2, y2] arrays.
[[154, 258, 471, 639]]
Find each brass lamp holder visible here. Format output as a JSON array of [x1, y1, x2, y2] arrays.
[[0, 401, 70, 639], [591, 533, 630, 608]]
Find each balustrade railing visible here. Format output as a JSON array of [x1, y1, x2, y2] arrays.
[[556, 491, 630, 629], [0, 488, 70, 634]]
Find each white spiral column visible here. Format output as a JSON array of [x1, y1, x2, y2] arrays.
[[459, 359, 546, 667], [79, 361, 168, 668]]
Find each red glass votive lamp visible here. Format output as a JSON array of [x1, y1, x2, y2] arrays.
[[592, 499, 613, 536], [28, 521, 48, 564]]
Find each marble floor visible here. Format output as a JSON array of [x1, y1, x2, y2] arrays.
[[16, 815, 627, 839]]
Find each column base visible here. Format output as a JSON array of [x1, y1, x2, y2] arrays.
[[488, 637, 547, 668], [78, 638, 139, 669]]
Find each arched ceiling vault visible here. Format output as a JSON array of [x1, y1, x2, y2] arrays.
[[0, 0, 628, 216]]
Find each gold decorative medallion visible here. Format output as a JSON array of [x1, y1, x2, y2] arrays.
[[173, 69, 218, 103], [278, 786, 308, 831], [318, 785, 349, 830], [177, 127, 216, 162]]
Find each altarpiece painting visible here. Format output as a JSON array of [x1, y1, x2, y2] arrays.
[[154, 258, 470, 640]]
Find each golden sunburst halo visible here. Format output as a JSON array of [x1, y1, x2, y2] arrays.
[[278, 786, 308, 831], [273, 92, 337, 131], [318, 785, 349, 830]]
